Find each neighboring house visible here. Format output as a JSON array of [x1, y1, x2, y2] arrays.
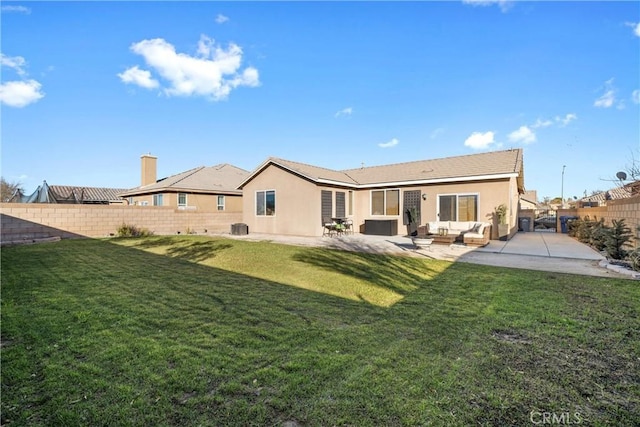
[[238, 149, 525, 238], [519, 190, 540, 210], [9, 181, 127, 204], [578, 182, 637, 207], [119, 155, 249, 212]]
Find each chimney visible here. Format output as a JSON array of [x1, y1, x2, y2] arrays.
[[141, 154, 157, 186]]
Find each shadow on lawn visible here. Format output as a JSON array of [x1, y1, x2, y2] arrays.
[[292, 246, 448, 296], [124, 236, 233, 263]]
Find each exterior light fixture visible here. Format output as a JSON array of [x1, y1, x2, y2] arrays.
[[422, 193, 427, 200]]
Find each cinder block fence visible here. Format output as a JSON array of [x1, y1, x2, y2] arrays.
[[0, 203, 242, 243]]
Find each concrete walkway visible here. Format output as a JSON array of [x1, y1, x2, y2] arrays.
[[227, 231, 634, 279]]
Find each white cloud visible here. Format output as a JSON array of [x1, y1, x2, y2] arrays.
[[632, 89, 640, 104], [118, 66, 159, 89], [508, 126, 536, 144], [378, 138, 399, 148], [532, 118, 553, 129], [556, 113, 577, 126], [626, 22, 640, 37], [215, 14, 229, 24], [335, 107, 353, 118], [594, 78, 616, 108], [1, 5, 31, 14], [464, 131, 496, 149], [122, 35, 259, 100], [462, 0, 512, 12], [0, 53, 44, 107], [1, 54, 27, 75], [0, 80, 45, 107]]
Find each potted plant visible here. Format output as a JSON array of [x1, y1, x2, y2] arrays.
[[495, 203, 509, 240]]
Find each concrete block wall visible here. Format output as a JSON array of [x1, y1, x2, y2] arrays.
[[0, 203, 243, 242], [561, 195, 640, 248]]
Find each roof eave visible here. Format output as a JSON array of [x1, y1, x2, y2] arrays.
[[344, 172, 520, 189]]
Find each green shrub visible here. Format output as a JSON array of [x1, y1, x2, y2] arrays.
[[629, 249, 640, 272], [603, 219, 632, 260], [116, 223, 153, 238]]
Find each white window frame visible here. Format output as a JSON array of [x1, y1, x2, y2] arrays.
[[153, 194, 163, 206], [178, 193, 187, 207], [370, 189, 400, 216], [217, 195, 225, 211], [256, 190, 276, 216], [437, 192, 480, 222]]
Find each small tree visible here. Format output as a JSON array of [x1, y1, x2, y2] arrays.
[[603, 219, 632, 260], [1, 177, 23, 202]]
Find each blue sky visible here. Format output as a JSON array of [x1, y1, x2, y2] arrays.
[[1, 1, 639, 201]]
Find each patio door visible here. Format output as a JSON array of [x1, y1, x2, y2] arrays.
[[403, 190, 421, 225]]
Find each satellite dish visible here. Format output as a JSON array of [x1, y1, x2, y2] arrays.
[[616, 171, 627, 181]]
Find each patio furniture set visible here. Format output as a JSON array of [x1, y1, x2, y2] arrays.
[[411, 221, 492, 250], [323, 217, 354, 237]]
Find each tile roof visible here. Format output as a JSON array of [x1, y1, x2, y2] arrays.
[[580, 185, 634, 202], [242, 149, 524, 189], [120, 164, 249, 196], [49, 185, 128, 203]]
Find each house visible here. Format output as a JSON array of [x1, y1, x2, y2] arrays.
[[9, 181, 127, 204], [238, 149, 525, 239], [119, 154, 249, 212], [519, 190, 541, 210]]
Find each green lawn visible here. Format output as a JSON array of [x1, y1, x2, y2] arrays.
[[2, 236, 638, 426]]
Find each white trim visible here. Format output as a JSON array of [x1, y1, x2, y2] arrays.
[[238, 158, 520, 190], [255, 189, 276, 217], [370, 188, 401, 217], [436, 192, 480, 222], [177, 193, 187, 207], [319, 172, 519, 189]]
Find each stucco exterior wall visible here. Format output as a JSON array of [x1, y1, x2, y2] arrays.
[[242, 165, 322, 236], [352, 178, 515, 239], [0, 203, 242, 242], [242, 165, 518, 238], [127, 193, 242, 212]]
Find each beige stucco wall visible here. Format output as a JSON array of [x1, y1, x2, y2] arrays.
[[242, 165, 519, 238], [351, 178, 517, 239], [242, 165, 324, 236], [127, 192, 242, 212], [0, 203, 242, 242]]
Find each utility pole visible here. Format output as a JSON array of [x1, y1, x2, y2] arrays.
[[561, 165, 566, 208]]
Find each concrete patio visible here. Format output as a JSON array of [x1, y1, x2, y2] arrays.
[[226, 230, 634, 279]]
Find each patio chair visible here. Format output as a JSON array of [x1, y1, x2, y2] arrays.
[[322, 217, 337, 237], [343, 218, 354, 235]]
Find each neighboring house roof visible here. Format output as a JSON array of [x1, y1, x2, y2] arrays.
[[49, 185, 127, 203], [120, 164, 249, 197], [240, 149, 524, 191], [519, 196, 541, 209], [9, 181, 127, 204], [580, 184, 635, 203]]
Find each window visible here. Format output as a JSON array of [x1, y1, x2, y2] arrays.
[[348, 191, 354, 216], [371, 189, 400, 216], [153, 194, 163, 206], [335, 192, 346, 218], [256, 190, 275, 216], [438, 194, 478, 221], [217, 195, 225, 211], [178, 193, 187, 207]]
